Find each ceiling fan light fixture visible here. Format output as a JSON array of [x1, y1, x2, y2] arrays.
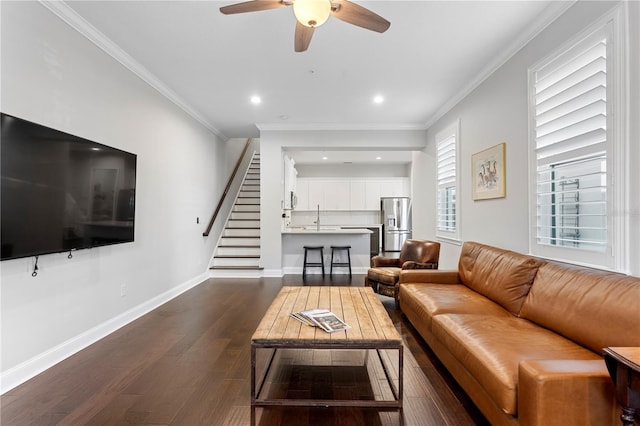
[[293, 0, 331, 28]]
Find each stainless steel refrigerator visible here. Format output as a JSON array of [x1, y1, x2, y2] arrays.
[[381, 197, 412, 252]]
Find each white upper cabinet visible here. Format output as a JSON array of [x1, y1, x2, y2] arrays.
[[295, 178, 309, 210], [296, 177, 409, 211], [307, 180, 324, 210], [350, 180, 366, 210]]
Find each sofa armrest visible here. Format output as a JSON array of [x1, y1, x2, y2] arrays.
[[371, 256, 400, 267], [518, 359, 617, 426], [398, 269, 461, 284], [402, 261, 438, 270]]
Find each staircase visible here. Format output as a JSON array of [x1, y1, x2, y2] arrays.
[[210, 153, 262, 275]]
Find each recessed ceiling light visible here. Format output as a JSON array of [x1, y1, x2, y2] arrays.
[[376, 156, 382, 160], [322, 156, 328, 160], [250, 96, 261, 104], [373, 95, 384, 104]]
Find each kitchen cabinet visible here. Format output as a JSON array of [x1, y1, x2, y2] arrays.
[[307, 180, 324, 210], [296, 177, 409, 211], [349, 180, 366, 210], [295, 179, 309, 210]]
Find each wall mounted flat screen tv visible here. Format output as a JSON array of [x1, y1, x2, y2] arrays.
[[1, 113, 137, 261]]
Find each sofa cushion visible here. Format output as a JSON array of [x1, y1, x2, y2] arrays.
[[432, 313, 601, 416], [520, 262, 640, 353], [400, 283, 511, 330], [458, 242, 545, 315]]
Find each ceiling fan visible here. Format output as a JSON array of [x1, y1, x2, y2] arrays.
[[219, 0, 390, 52]]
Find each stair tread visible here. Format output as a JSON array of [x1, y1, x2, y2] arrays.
[[214, 254, 260, 259], [219, 245, 260, 248]]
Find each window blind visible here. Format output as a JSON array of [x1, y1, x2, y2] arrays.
[[437, 134, 456, 232], [533, 33, 607, 251]]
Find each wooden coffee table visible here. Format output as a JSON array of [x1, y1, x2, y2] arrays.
[[251, 286, 403, 408]]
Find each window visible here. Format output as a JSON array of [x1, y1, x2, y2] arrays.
[[436, 121, 460, 241], [529, 13, 627, 271]]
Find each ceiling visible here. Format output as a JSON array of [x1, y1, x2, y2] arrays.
[[61, 1, 569, 163]]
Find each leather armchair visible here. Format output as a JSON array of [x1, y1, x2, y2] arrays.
[[366, 239, 440, 307]]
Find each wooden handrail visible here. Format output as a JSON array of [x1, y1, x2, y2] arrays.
[[203, 137, 253, 237]]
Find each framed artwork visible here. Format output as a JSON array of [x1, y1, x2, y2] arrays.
[[472, 143, 506, 200]]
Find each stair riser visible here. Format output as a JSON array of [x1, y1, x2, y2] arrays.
[[233, 204, 260, 212], [227, 219, 259, 228], [219, 237, 260, 246], [224, 229, 260, 237], [236, 198, 260, 205], [241, 185, 260, 192], [230, 212, 259, 220], [216, 247, 260, 256], [239, 192, 260, 198], [212, 258, 260, 267]]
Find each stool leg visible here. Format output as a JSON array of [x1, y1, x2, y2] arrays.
[[330, 248, 334, 278], [321, 248, 325, 277], [347, 248, 352, 278], [303, 248, 308, 280]]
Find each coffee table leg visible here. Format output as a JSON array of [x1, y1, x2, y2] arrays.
[[398, 345, 403, 405], [376, 347, 403, 407], [251, 344, 256, 404]]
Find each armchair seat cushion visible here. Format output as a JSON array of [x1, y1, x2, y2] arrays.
[[367, 267, 401, 285], [366, 239, 441, 307]]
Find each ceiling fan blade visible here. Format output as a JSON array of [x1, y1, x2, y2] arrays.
[[220, 0, 286, 15], [330, 0, 390, 33], [294, 21, 314, 52]]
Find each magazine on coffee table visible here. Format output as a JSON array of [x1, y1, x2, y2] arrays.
[[290, 309, 351, 333]]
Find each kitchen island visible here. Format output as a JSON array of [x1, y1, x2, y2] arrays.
[[282, 227, 373, 275]]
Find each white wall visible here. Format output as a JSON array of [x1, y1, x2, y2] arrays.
[[414, 0, 640, 272], [0, 2, 228, 391], [258, 128, 427, 275]]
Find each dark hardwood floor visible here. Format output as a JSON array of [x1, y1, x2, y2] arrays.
[[1, 274, 488, 425]]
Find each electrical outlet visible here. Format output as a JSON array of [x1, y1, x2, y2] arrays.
[[120, 284, 127, 297]]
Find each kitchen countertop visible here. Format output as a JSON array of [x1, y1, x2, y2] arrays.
[[282, 226, 373, 234]]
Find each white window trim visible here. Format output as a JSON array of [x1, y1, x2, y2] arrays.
[[436, 120, 461, 243], [528, 5, 629, 273]]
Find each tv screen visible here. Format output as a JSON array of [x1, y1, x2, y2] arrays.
[[1, 113, 136, 261]]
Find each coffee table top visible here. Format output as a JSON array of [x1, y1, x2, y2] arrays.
[[252, 286, 401, 346]]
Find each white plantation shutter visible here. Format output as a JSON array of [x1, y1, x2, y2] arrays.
[[533, 31, 608, 252], [436, 122, 459, 238]]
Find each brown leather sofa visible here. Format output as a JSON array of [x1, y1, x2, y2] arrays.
[[366, 239, 440, 307], [399, 241, 640, 426]]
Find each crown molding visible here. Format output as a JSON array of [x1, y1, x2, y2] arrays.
[[38, 1, 227, 141], [256, 122, 428, 132], [424, 0, 577, 129]]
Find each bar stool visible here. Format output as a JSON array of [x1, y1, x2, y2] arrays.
[[303, 246, 325, 279], [330, 245, 352, 278]]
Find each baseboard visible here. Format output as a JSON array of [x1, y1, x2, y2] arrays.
[[0, 272, 208, 394], [208, 269, 265, 278]]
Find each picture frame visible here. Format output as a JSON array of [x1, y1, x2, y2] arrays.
[[472, 143, 506, 200]]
